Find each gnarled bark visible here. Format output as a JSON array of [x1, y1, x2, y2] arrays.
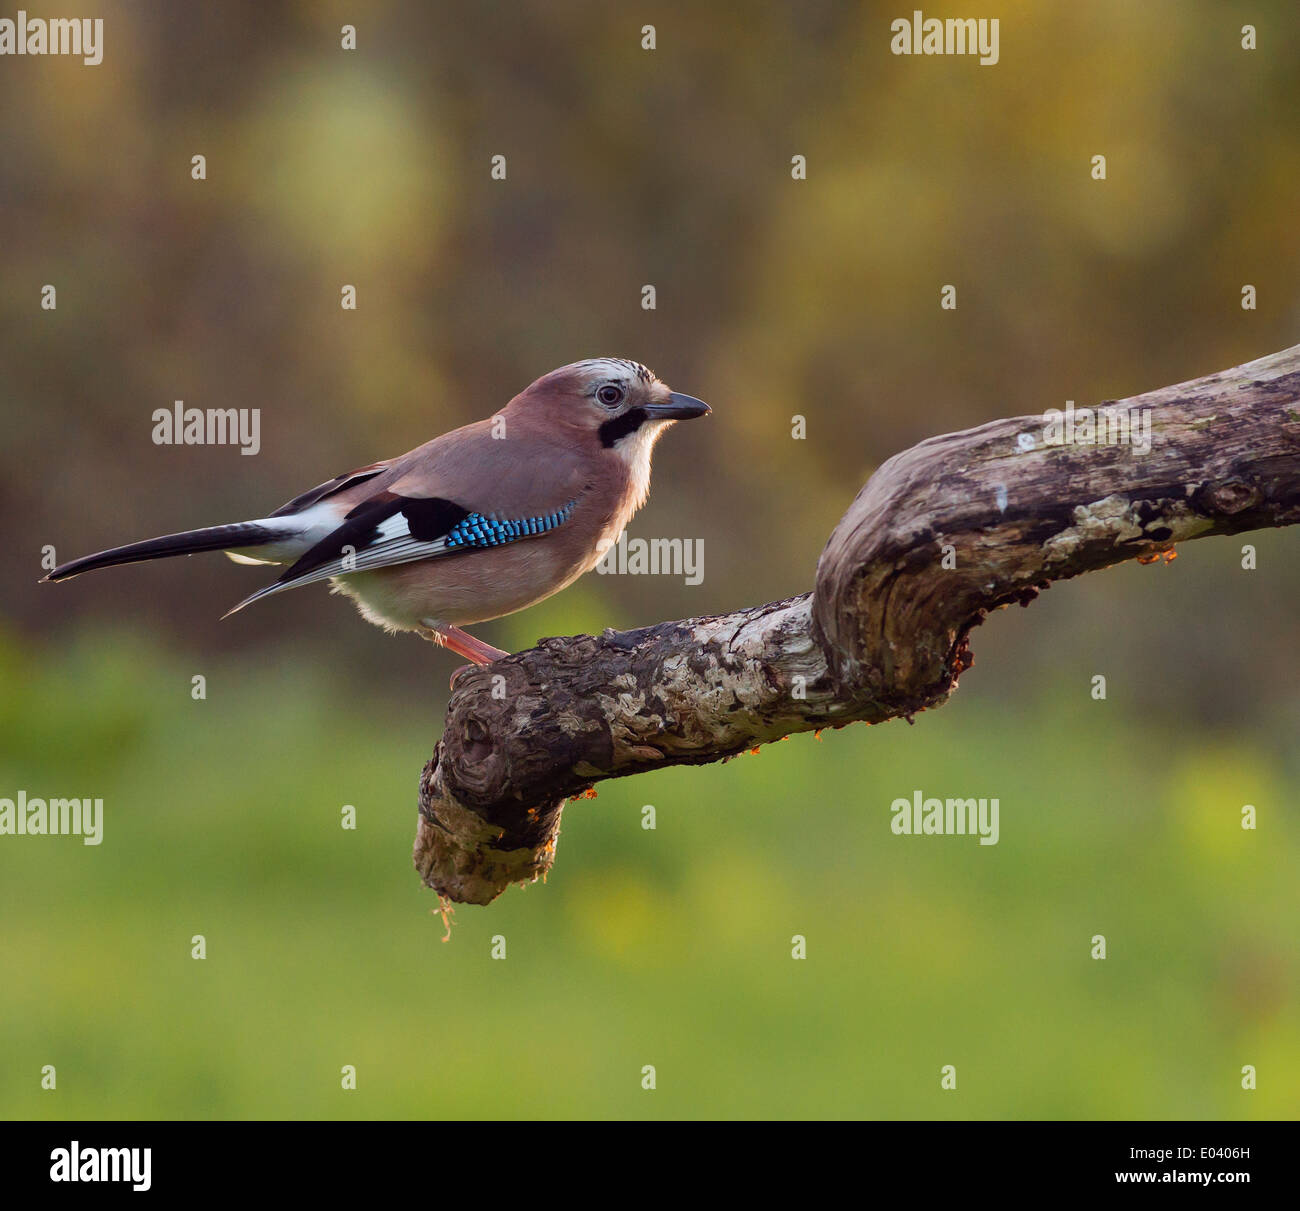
[[416, 345, 1300, 905]]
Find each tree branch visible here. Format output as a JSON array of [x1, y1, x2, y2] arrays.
[[415, 345, 1300, 905]]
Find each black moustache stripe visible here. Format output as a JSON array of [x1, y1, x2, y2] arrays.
[[599, 407, 648, 447]]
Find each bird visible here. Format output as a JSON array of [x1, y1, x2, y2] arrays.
[[43, 358, 710, 671]]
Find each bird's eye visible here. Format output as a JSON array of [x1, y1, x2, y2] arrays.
[[596, 384, 625, 408]]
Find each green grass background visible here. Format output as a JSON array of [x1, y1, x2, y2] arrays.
[[3, 556, 1294, 1120]]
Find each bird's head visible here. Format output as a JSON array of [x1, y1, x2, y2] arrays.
[[505, 359, 710, 462]]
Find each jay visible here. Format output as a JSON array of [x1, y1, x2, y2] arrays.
[[43, 359, 710, 668]]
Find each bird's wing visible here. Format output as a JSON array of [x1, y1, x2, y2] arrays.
[[224, 422, 590, 615], [268, 461, 391, 517], [218, 461, 394, 565]]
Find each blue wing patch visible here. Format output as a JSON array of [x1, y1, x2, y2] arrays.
[[444, 501, 577, 549]]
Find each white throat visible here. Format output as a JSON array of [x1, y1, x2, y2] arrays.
[[613, 418, 673, 510]]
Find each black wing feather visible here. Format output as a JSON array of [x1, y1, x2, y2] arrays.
[[272, 493, 471, 586], [269, 464, 388, 518]]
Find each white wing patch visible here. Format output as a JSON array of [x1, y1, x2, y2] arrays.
[[225, 550, 279, 566], [287, 514, 455, 584], [224, 514, 454, 614]]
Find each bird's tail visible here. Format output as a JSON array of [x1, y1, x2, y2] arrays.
[[41, 520, 290, 583]]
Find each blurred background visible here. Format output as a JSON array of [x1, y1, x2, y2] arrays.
[[1, 0, 1297, 1119]]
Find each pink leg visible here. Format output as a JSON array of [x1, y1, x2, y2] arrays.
[[418, 621, 509, 687]]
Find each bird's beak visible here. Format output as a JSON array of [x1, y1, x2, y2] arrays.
[[645, 392, 711, 420]]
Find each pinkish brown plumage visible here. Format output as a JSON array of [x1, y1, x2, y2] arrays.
[[43, 359, 711, 668]]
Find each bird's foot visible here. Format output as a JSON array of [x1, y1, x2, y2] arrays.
[[418, 620, 510, 689]]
